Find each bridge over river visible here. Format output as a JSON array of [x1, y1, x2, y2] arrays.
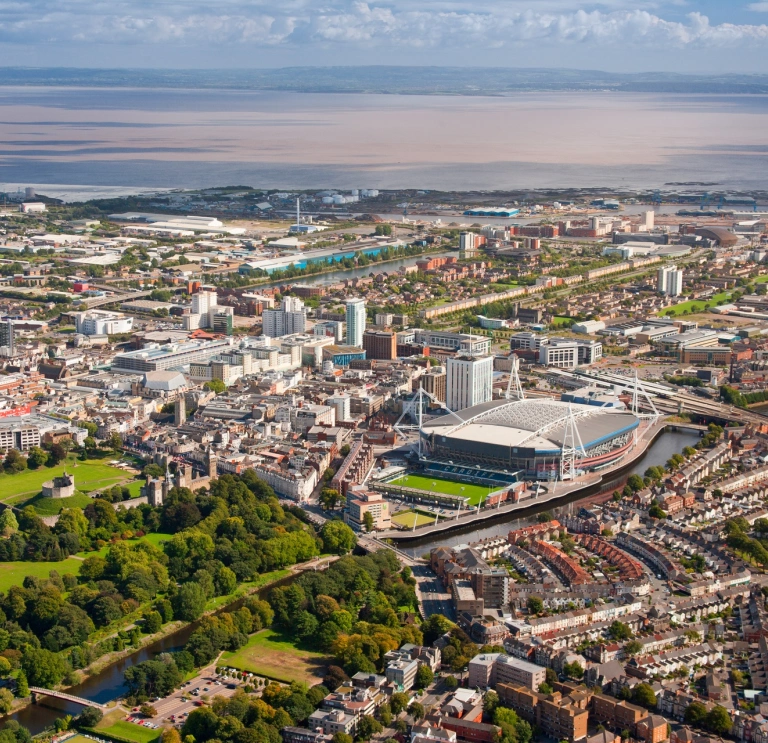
[[29, 687, 108, 710]]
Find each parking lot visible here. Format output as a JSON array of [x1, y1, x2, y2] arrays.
[[125, 669, 259, 730]]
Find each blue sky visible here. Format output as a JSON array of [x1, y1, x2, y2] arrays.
[[2, 0, 768, 72]]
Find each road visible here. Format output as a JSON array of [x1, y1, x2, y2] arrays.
[[411, 564, 455, 620]]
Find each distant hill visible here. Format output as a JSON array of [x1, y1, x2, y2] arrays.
[[2, 66, 768, 95]]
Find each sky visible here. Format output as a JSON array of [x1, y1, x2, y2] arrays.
[[2, 0, 768, 73]]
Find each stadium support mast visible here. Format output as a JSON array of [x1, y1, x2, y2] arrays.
[[629, 370, 660, 422], [506, 354, 525, 401], [394, 385, 455, 458], [560, 404, 586, 482]]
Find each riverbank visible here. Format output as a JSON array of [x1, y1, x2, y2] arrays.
[[383, 419, 672, 543], [6, 555, 338, 729]]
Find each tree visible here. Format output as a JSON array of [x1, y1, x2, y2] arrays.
[[320, 488, 340, 510], [444, 675, 458, 690], [0, 509, 18, 536], [15, 670, 28, 698], [408, 702, 425, 721], [684, 702, 708, 727], [563, 661, 584, 680], [421, 614, 454, 645], [624, 640, 642, 658], [0, 689, 13, 714], [609, 621, 632, 641], [204, 379, 226, 394], [161, 729, 182, 743], [483, 690, 499, 716], [48, 443, 67, 466], [26, 446, 48, 469], [332, 734, 353, 743], [3, 450, 26, 474], [143, 611, 163, 634], [704, 706, 732, 736], [356, 715, 383, 740], [649, 505, 667, 520], [109, 432, 123, 453], [172, 582, 207, 622], [363, 511, 375, 533], [627, 474, 644, 492], [77, 707, 103, 728], [415, 665, 434, 689], [21, 648, 66, 687], [140, 704, 158, 718], [527, 596, 544, 615], [632, 683, 657, 710], [321, 520, 356, 555], [538, 683, 553, 695], [390, 692, 410, 715]]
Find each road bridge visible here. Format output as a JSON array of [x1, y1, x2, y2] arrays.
[[29, 686, 108, 710]]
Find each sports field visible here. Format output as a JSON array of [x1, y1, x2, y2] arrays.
[[391, 510, 435, 529], [97, 721, 160, 743], [388, 473, 493, 505], [221, 628, 329, 684], [0, 557, 82, 592]]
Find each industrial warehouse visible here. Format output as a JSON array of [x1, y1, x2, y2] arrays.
[[419, 398, 641, 481]]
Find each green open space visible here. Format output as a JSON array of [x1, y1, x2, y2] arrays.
[[391, 510, 434, 528], [550, 316, 574, 327], [96, 721, 161, 743], [0, 458, 138, 503], [656, 292, 731, 317], [220, 628, 329, 684], [0, 557, 82, 592], [21, 491, 93, 516], [388, 473, 497, 505]]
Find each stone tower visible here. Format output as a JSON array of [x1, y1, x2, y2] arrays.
[[207, 449, 217, 479], [175, 395, 186, 426]]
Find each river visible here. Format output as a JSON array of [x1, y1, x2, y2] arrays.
[[8, 429, 698, 732], [399, 429, 700, 557], [5, 574, 298, 734]]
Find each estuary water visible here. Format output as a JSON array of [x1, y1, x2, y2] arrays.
[[0, 88, 767, 191]]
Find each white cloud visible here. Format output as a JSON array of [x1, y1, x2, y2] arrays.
[[748, 2, 768, 11], [0, 1, 767, 49]]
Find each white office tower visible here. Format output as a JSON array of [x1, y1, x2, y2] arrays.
[[657, 265, 683, 297], [346, 298, 366, 348], [459, 232, 477, 259], [328, 395, 351, 423], [643, 210, 655, 230], [262, 296, 307, 338], [446, 355, 494, 411], [192, 290, 217, 316]]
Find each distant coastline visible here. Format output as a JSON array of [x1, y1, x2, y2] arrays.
[[2, 65, 768, 96]]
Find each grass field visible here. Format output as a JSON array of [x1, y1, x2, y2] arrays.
[[21, 491, 93, 516], [0, 458, 138, 504], [97, 721, 160, 743], [656, 291, 732, 317], [221, 628, 329, 684], [391, 510, 435, 528], [388, 473, 495, 505], [0, 557, 82, 592], [551, 316, 574, 327]]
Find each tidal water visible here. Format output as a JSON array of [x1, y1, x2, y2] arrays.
[[0, 88, 767, 192]]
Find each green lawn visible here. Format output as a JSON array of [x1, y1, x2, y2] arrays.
[[0, 458, 138, 502], [391, 510, 435, 528], [0, 557, 82, 592], [656, 292, 732, 317], [551, 316, 574, 327], [21, 491, 93, 516], [388, 473, 497, 505], [221, 628, 329, 684], [97, 721, 161, 743]]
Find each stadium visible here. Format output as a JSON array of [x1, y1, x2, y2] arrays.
[[419, 398, 641, 482]]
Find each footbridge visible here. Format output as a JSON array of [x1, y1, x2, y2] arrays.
[[29, 686, 108, 710]]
